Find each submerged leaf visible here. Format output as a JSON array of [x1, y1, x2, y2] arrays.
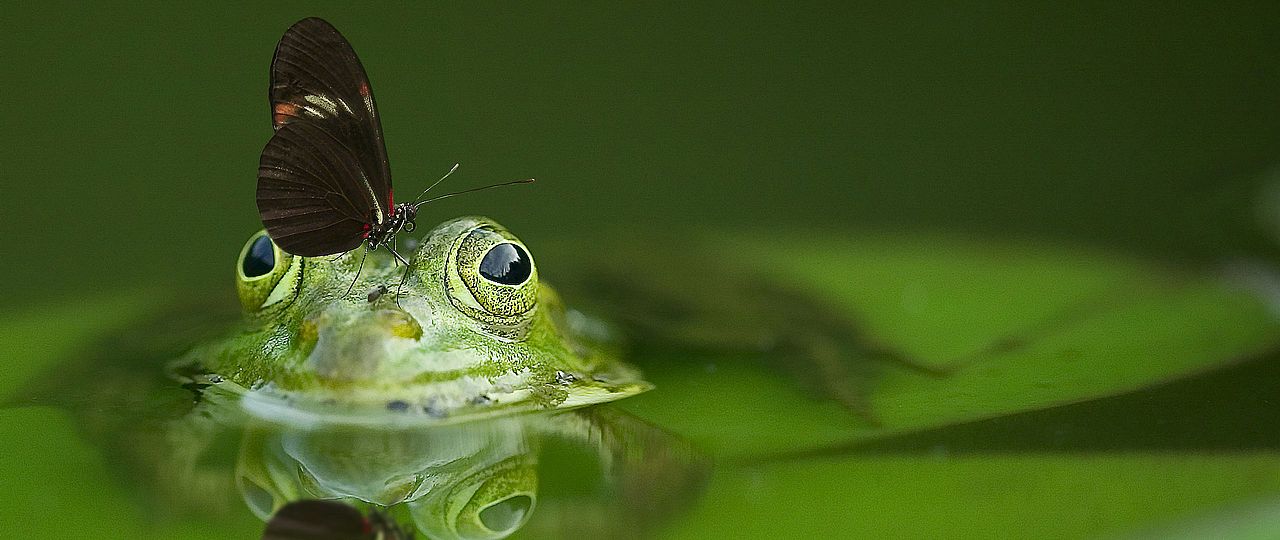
[[659, 453, 1280, 540], [589, 232, 1280, 457]]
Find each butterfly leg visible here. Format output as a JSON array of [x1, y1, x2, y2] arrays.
[[386, 244, 412, 267], [344, 246, 369, 296], [392, 266, 414, 306], [384, 245, 414, 305]]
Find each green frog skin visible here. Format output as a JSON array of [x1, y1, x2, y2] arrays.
[[185, 216, 648, 424]]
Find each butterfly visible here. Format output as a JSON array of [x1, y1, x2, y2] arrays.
[[256, 18, 529, 266], [262, 499, 413, 540]]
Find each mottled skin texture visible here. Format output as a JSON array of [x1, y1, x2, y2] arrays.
[[184, 216, 647, 422]]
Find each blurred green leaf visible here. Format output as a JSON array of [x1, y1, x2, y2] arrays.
[[0, 406, 261, 539], [0, 291, 158, 402], [659, 453, 1280, 540], [619, 232, 1280, 457], [1119, 495, 1280, 540]]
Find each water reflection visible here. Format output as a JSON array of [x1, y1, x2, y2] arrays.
[[233, 403, 705, 539], [240, 417, 538, 536], [41, 369, 707, 540]]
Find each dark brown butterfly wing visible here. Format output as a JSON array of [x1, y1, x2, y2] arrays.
[[257, 17, 392, 256], [258, 121, 374, 256], [262, 500, 371, 540]]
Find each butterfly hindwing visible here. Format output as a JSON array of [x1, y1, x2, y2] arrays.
[[262, 500, 370, 540], [258, 121, 374, 256]]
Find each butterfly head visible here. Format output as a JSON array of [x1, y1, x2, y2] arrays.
[[401, 202, 418, 233]]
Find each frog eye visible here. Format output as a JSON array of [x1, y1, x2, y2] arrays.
[[446, 225, 538, 328], [242, 235, 276, 278], [410, 456, 537, 540], [236, 230, 301, 312], [479, 243, 532, 286]]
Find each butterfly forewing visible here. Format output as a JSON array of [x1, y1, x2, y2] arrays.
[[258, 17, 393, 256]]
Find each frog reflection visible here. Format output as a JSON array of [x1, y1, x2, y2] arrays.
[[239, 406, 703, 540], [241, 417, 535, 538]]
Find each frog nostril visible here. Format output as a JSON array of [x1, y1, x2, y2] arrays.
[[375, 308, 422, 340]]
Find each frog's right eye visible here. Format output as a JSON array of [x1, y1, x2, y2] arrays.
[[235, 230, 301, 312]]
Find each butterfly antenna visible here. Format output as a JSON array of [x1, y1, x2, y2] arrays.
[[413, 178, 535, 208], [409, 163, 460, 205]]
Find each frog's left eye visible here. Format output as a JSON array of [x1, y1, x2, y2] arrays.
[[242, 235, 276, 278], [236, 230, 301, 312], [446, 225, 538, 332]]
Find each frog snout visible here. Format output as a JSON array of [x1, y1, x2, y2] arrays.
[[301, 307, 424, 382]]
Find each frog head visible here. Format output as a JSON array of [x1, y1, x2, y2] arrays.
[[209, 216, 646, 423]]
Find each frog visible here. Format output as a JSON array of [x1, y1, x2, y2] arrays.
[[8, 215, 700, 538], [181, 215, 649, 425]]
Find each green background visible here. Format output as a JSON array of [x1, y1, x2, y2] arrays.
[[5, 2, 1280, 309], [6, 2, 1280, 539]]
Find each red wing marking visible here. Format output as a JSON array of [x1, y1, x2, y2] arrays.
[[273, 102, 301, 128]]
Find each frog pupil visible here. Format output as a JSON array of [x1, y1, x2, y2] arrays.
[[243, 235, 276, 278], [479, 243, 531, 285]]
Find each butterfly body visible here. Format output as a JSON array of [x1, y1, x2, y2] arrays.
[[365, 203, 417, 251]]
